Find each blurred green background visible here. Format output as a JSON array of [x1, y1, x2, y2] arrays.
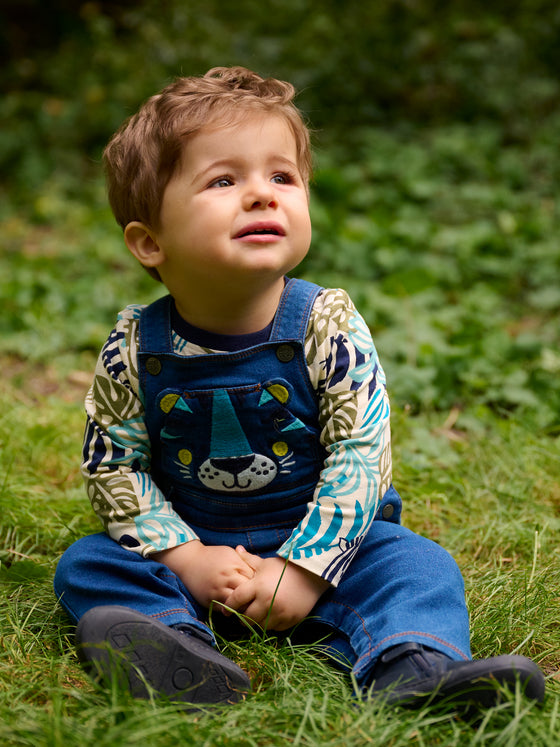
[[2, 0, 559, 427]]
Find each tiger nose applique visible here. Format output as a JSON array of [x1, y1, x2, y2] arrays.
[[196, 389, 278, 492]]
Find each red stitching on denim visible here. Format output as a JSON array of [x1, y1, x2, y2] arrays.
[[325, 601, 469, 671], [151, 607, 193, 621], [328, 601, 374, 654], [354, 631, 470, 670]]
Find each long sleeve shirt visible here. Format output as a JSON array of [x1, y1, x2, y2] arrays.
[[82, 287, 393, 586]]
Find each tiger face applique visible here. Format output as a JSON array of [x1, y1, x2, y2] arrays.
[[157, 380, 320, 497]]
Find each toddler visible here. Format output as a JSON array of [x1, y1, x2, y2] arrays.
[[54, 66, 545, 709]]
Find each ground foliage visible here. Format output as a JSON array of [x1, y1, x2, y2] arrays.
[[1, 0, 559, 426], [0, 370, 559, 747], [2, 0, 560, 191], [0, 2, 559, 745]]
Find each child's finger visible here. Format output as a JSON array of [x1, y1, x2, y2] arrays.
[[224, 578, 256, 612], [236, 564, 255, 579], [235, 545, 262, 571], [240, 600, 269, 627]]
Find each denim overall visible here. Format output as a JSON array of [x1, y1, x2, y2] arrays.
[[138, 278, 333, 554], [54, 279, 472, 688]]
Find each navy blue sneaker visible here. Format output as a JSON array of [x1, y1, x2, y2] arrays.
[[76, 605, 251, 706], [369, 642, 545, 708]]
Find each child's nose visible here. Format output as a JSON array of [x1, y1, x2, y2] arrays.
[[243, 179, 277, 210]]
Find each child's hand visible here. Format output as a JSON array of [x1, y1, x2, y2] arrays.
[[223, 546, 330, 631], [153, 541, 255, 610]]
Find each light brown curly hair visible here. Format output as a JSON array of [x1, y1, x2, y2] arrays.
[[103, 67, 312, 280]]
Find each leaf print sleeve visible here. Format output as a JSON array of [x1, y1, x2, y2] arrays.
[[81, 307, 198, 555], [277, 289, 393, 586]]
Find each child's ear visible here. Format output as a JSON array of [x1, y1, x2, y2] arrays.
[[124, 222, 166, 268]]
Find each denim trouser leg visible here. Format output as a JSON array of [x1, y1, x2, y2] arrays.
[[53, 532, 214, 642], [54, 524, 471, 690], [307, 521, 472, 689]]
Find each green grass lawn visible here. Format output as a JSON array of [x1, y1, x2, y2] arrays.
[[1, 113, 559, 744], [1, 359, 558, 746]]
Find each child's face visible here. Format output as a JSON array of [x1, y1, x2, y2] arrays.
[[148, 112, 312, 300]]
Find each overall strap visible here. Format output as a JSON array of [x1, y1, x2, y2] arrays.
[[269, 278, 323, 343], [139, 280, 323, 354], [139, 295, 174, 355]]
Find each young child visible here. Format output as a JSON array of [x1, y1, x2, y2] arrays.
[[54, 66, 545, 709]]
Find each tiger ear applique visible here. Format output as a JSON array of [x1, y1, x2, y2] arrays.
[[159, 392, 193, 414], [259, 381, 307, 434], [258, 382, 290, 406]]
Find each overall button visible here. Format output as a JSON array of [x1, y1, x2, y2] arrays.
[[276, 344, 295, 363], [146, 356, 162, 375], [382, 503, 395, 519]]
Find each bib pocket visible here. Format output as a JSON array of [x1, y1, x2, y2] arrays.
[[155, 379, 324, 511]]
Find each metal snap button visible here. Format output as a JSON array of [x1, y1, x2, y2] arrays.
[[145, 356, 162, 375], [382, 504, 394, 519], [276, 344, 295, 362]]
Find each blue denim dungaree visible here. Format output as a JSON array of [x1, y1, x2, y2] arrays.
[[54, 279, 472, 687], [138, 278, 332, 554], [138, 278, 400, 553]]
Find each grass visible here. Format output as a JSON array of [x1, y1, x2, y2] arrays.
[[1, 362, 559, 746], [2, 3, 560, 740], [0, 104, 559, 745]]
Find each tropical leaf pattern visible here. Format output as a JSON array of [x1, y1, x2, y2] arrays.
[[282, 290, 391, 583], [82, 288, 393, 583]]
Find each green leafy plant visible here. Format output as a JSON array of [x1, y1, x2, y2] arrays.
[[1, 3, 559, 743]]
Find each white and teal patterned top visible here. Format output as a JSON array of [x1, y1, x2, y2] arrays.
[[82, 287, 393, 586]]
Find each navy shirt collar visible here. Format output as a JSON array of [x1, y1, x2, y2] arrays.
[[171, 301, 273, 352]]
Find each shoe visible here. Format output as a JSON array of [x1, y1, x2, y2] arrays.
[[75, 605, 251, 706], [369, 642, 545, 708]]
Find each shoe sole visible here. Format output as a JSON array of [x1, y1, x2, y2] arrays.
[[381, 654, 545, 708], [76, 605, 251, 705]]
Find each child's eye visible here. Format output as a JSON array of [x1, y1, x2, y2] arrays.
[[271, 172, 294, 185], [209, 176, 234, 188]]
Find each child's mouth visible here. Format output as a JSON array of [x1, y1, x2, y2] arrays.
[[234, 222, 285, 239]]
